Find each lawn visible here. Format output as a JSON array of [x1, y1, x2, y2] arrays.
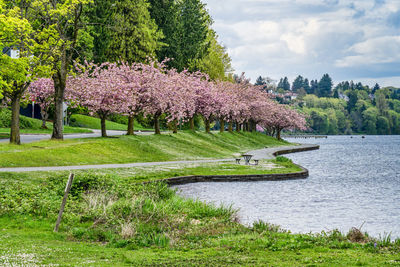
[[0, 131, 288, 168], [70, 114, 151, 131], [0, 168, 399, 266]]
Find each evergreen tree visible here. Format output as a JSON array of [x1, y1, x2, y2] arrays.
[[303, 78, 311, 94], [108, 0, 164, 64], [355, 82, 364, 91], [318, 74, 333, 97], [86, 0, 115, 64], [196, 30, 233, 80], [333, 88, 339, 98], [310, 79, 318, 95], [292, 75, 304, 92], [277, 78, 284, 90], [149, 0, 211, 71], [255, 76, 266, 86], [372, 83, 380, 94], [282, 77, 290, 91], [148, 0, 179, 62]]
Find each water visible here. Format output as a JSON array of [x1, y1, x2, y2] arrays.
[[174, 135, 400, 238]]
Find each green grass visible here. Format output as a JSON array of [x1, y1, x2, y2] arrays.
[[0, 131, 288, 168], [0, 171, 399, 266], [70, 114, 150, 131]]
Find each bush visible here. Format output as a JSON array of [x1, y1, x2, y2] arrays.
[[275, 156, 292, 163], [0, 108, 38, 129]]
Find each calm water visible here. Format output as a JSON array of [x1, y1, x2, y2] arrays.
[[174, 136, 400, 238]]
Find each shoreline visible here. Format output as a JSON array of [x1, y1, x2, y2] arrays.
[[153, 144, 320, 185], [0, 143, 319, 173]]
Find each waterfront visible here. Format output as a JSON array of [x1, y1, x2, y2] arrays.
[[175, 135, 400, 238]]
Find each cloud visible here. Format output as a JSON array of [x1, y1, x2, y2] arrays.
[[336, 36, 400, 67], [203, 0, 400, 86]]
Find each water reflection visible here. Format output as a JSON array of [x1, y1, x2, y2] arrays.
[[174, 136, 400, 238]]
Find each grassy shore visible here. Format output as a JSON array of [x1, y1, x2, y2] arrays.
[[0, 165, 399, 266], [0, 131, 287, 168], [0, 132, 399, 265]]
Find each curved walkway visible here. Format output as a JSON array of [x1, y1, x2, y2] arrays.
[[0, 144, 319, 173]]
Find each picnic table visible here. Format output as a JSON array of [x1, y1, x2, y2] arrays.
[[242, 154, 253, 165], [235, 154, 259, 165]]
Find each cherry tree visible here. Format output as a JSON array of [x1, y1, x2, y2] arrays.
[[259, 104, 307, 140], [27, 78, 54, 129], [68, 63, 131, 137]]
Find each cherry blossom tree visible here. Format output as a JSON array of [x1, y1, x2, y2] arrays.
[[68, 63, 131, 137], [259, 104, 307, 140], [27, 78, 54, 129]]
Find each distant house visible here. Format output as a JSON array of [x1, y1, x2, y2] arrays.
[[339, 93, 349, 102], [2, 47, 19, 59]]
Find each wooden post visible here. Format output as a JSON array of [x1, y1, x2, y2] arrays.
[[54, 173, 74, 232]]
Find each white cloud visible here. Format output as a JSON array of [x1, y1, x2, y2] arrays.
[[336, 36, 400, 67], [203, 0, 400, 86]]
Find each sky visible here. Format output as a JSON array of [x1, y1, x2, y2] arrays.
[[202, 0, 400, 87]]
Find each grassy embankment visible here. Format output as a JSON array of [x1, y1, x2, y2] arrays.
[[1, 132, 399, 265], [70, 114, 150, 131], [0, 131, 286, 167], [0, 169, 399, 266]]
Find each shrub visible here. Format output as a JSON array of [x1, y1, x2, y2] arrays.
[[275, 156, 292, 163]]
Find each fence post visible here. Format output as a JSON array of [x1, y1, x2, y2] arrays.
[[54, 173, 75, 232]]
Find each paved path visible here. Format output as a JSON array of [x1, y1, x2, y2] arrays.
[[0, 144, 319, 173], [0, 129, 154, 144]]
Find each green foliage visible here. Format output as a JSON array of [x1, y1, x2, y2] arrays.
[[275, 156, 292, 163], [194, 31, 233, 80], [107, 0, 163, 63], [317, 73, 333, 97], [277, 77, 290, 91], [148, 0, 211, 72], [292, 75, 304, 92], [299, 86, 400, 135]]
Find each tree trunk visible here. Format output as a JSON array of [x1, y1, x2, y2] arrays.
[[204, 118, 211, 133], [127, 116, 135, 135], [10, 96, 21, 145], [243, 122, 248, 132], [277, 128, 282, 140], [249, 120, 256, 132], [154, 113, 161, 134], [189, 117, 195, 131], [51, 57, 67, 140], [236, 122, 241, 132], [41, 110, 48, 129], [172, 119, 178, 134], [220, 119, 225, 133], [100, 115, 107, 137], [228, 121, 233, 132]]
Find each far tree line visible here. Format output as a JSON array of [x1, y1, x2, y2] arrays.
[[255, 73, 400, 135]]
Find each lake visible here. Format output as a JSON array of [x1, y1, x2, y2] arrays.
[[174, 135, 400, 239]]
